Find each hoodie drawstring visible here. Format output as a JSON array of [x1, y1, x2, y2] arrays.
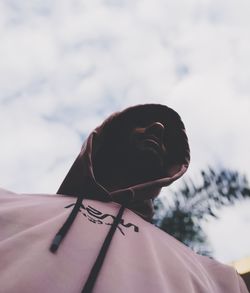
[[50, 194, 84, 253], [81, 204, 125, 293], [50, 196, 125, 293]]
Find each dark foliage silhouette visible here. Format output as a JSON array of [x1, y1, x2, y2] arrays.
[[153, 167, 250, 255]]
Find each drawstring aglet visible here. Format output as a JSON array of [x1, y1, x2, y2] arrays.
[[50, 234, 63, 253]]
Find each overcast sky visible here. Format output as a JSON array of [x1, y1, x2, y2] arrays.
[[0, 0, 250, 263]]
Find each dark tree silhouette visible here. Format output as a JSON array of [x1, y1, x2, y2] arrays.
[[153, 167, 250, 256]]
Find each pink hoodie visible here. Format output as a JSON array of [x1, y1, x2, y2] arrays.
[[0, 104, 248, 292]]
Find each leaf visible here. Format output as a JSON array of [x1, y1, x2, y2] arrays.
[[154, 167, 250, 256]]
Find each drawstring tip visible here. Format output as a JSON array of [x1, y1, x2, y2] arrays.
[[50, 234, 62, 253], [50, 195, 84, 254]]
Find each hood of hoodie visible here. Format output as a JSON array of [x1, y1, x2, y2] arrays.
[[57, 104, 190, 221]]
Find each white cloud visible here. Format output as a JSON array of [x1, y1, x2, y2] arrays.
[[203, 200, 250, 263]]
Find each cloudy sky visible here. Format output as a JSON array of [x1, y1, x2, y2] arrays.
[[0, 0, 250, 263]]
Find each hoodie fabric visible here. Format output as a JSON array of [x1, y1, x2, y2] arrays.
[[0, 104, 248, 293]]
